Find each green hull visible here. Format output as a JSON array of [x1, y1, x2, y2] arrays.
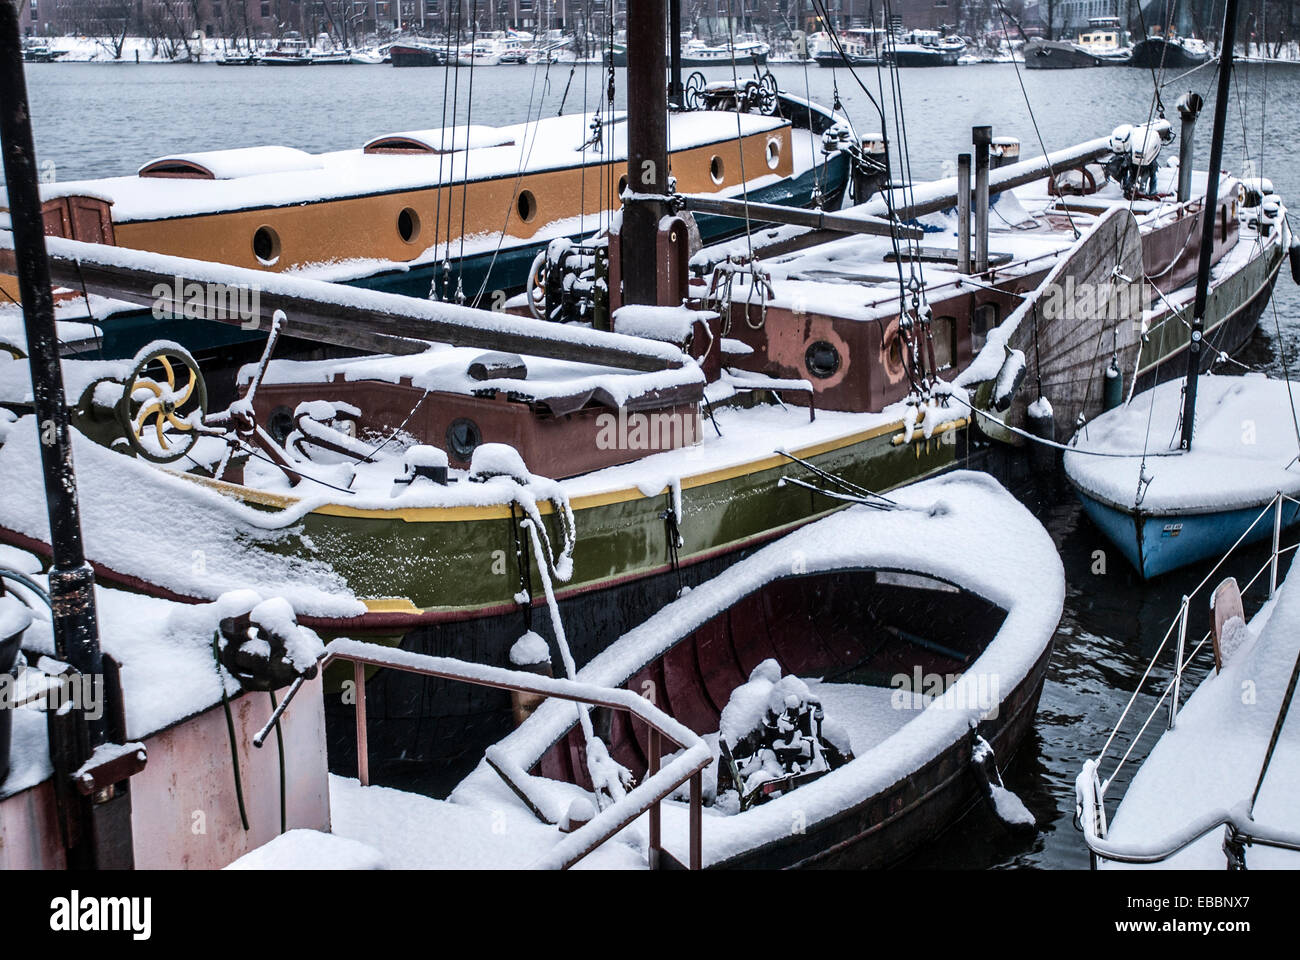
[[266, 414, 966, 628]]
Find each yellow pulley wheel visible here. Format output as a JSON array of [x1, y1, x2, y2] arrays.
[[115, 343, 208, 463]]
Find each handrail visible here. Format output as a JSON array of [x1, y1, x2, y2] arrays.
[[1076, 761, 1300, 865], [322, 637, 711, 870], [1078, 491, 1299, 866]]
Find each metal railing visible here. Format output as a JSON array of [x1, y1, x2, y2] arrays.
[[322, 638, 711, 870], [1076, 491, 1300, 866]]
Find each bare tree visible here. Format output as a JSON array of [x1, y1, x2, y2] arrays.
[[69, 0, 134, 58]]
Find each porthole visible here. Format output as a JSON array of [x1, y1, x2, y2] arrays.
[[398, 207, 421, 244], [517, 190, 537, 223], [252, 225, 281, 266], [617, 174, 629, 197], [805, 340, 841, 379], [267, 405, 294, 445], [765, 139, 781, 170], [709, 155, 725, 185], [887, 335, 904, 369], [446, 417, 482, 462]]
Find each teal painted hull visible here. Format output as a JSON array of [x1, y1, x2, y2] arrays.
[[1075, 489, 1300, 579]]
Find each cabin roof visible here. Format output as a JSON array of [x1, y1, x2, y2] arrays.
[[137, 145, 324, 180], [38, 111, 788, 224]]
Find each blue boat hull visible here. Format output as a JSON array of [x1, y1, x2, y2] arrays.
[[1074, 489, 1300, 579], [88, 151, 850, 360]]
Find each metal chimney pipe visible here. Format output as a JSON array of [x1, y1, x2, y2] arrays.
[[973, 126, 992, 274], [1176, 91, 1205, 203], [957, 153, 972, 274]]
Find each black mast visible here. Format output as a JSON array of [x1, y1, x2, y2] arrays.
[[669, 0, 683, 103], [1178, 0, 1239, 451], [0, 6, 106, 724], [623, 0, 670, 306]]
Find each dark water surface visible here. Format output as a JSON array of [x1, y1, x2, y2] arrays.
[[12, 58, 1300, 868]]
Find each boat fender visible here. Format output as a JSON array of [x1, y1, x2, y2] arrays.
[[1290, 236, 1300, 286], [970, 735, 1036, 841], [992, 347, 1027, 412], [1026, 397, 1056, 474], [1103, 357, 1124, 412]]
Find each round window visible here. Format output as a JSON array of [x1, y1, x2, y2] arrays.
[[446, 417, 482, 462], [398, 207, 421, 244], [709, 155, 725, 185], [253, 225, 281, 266], [765, 139, 781, 170], [805, 340, 841, 379], [516, 190, 537, 223]]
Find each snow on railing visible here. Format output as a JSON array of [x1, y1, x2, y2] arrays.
[[1077, 491, 1300, 865], [322, 638, 711, 870]]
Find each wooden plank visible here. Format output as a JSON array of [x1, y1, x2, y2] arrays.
[[681, 194, 925, 241]]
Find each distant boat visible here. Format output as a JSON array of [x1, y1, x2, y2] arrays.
[[216, 52, 260, 66], [348, 48, 386, 65], [885, 30, 965, 67], [20, 40, 62, 63], [1022, 38, 1102, 69], [609, 36, 769, 67], [261, 35, 313, 66], [390, 40, 444, 67], [810, 29, 882, 67], [1129, 35, 1211, 69]]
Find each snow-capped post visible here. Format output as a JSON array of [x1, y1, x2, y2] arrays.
[[1179, 0, 1240, 453], [972, 126, 992, 274], [623, 0, 669, 307], [0, 6, 105, 710]]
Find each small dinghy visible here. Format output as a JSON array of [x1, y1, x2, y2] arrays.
[[1065, 374, 1300, 578], [462, 472, 1063, 869]]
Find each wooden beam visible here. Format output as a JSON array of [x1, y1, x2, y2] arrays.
[[0, 235, 688, 372], [681, 194, 925, 241]]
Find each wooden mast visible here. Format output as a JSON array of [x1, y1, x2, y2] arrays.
[[622, 0, 670, 307], [1178, 0, 1239, 451]]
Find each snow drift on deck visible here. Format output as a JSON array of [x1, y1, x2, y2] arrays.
[[1065, 374, 1300, 513]]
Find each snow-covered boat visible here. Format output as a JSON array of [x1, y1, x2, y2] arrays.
[[610, 36, 769, 67], [1065, 375, 1300, 578], [1022, 38, 1102, 69], [260, 35, 313, 66], [1077, 516, 1300, 868], [462, 472, 1063, 868], [885, 31, 965, 68], [810, 29, 882, 67], [1064, 20, 1296, 579], [388, 40, 442, 66], [2, 88, 850, 358], [1128, 35, 1211, 70]]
